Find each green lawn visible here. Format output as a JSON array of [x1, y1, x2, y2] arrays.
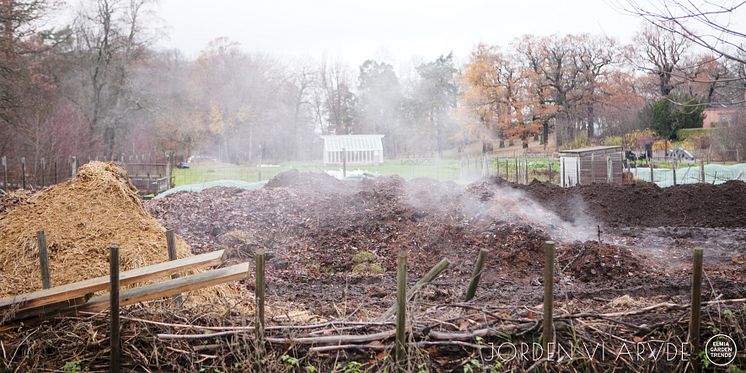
[[171, 158, 561, 187]]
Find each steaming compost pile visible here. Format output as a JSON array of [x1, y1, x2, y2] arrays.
[[147, 172, 746, 305], [3, 169, 746, 371], [0, 162, 193, 297]]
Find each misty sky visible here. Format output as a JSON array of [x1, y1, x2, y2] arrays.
[[155, 0, 644, 66]]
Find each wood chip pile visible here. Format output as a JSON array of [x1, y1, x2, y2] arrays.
[[0, 162, 194, 297]]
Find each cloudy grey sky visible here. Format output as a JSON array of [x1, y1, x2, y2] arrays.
[[155, 0, 645, 65]]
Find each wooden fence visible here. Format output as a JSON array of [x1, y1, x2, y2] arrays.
[[1, 155, 172, 193]]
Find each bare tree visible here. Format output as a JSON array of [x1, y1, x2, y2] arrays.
[[317, 57, 356, 135], [576, 35, 616, 138], [68, 0, 153, 159], [631, 23, 690, 97], [619, 0, 746, 64]]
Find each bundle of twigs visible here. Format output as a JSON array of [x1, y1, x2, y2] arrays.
[[2, 295, 743, 372]]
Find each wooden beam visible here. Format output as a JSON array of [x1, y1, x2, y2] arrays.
[[6, 295, 91, 321], [77, 263, 248, 312], [0, 250, 225, 311]]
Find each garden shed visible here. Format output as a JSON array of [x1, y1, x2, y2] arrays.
[[321, 135, 384, 166], [559, 146, 623, 187]]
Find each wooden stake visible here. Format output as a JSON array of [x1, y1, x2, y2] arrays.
[[165, 230, 183, 303], [395, 252, 407, 365], [71, 156, 77, 179], [672, 158, 677, 186], [255, 252, 266, 350], [2, 155, 7, 190], [649, 158, 654, 183], [688, 248, 704, 373], [548, 161, 553, 183], [21, 157, 26, 190], [166, 230, 178, 268], [342, 148, 347, 178], [381, 258, 450, 319], [464, 249, 489, 301], [53, 159, 58, 184], [41, 158, 46, 187], [699, 159, 705, 183], [543, 241, 555, 354], [37, 230, 51, 289], [109, 245, 121, 373]]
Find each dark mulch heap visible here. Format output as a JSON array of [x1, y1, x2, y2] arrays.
[[491, 178, 746, 228]]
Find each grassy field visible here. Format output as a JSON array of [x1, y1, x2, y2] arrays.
[[171, 158, 562, 187]]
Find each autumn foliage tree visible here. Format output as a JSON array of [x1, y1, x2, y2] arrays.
[[461, 44, 542, 148]]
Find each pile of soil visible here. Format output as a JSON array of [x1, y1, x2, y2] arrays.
[[148, 172, 551, 281], [558, 241, 651, 283], [0, 162, 195, 297], [147, 171, 746, 316], [497, 178, 746, 228]]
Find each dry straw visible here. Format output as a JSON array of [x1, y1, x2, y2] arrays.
[[0, 162, 242, 307]]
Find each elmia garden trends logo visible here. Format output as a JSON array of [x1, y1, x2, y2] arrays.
[[705, 334, 737, 367]]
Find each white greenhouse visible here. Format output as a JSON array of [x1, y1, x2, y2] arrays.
[[321, 135, 384, 166]]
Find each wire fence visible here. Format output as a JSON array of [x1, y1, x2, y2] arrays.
[[629, 163, 746, 187]]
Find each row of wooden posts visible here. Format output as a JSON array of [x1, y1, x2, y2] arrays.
[[462, 156, 552, 185], [1, 156, 79, 190], [645, 158, 707, 185], [32, 230, 707, 372]]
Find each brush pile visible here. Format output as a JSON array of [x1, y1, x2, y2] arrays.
[[0, 162, 194, 297]]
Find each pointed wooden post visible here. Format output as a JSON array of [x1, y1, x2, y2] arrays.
[[395, 252, 408, 366], [2, 155, 6, 190], [37, 230, 51, 289], [699, 159, 705, 183], [255, 252, 266, 350], [109, 245, 121, 373], [342, 148, 347, 178], [689, 248, 704, 373], [465, 249, 489, 301], [648, 156, 654, 183], [71, 156, 78, 179], [40, 158, 46, 187], [53, 159, 58, 184], [542, 241, 555, 354], [165, 230, 183, 303], [21, 157, 26, 189]]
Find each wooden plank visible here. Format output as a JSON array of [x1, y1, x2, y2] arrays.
[[0, 249, 225, 311], [6, 295, 91, 321], [77, 263, 248, 312]]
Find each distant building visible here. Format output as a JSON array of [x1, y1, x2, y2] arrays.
[[703, 106, 737, 128], [559, 146, 623, 187], [321, 135, 384, 166]]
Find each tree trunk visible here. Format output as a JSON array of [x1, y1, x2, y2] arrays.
[[103, 126, 115, 161], [542, 122, 549, 148]]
